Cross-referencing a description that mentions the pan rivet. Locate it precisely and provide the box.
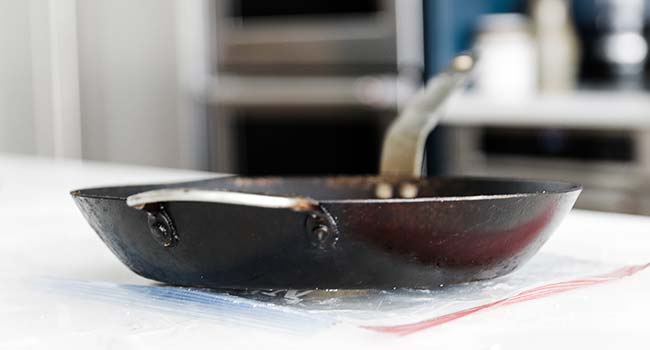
[398,182,419,198]
[313,225,329,242]
[375,183,393,199]
[310,224,334,250]
[145,204,178,248]
[305,213,338,250]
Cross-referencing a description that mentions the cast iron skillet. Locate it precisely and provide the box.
[71,55,581,289]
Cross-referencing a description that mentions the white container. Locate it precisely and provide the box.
[473,14,538,101]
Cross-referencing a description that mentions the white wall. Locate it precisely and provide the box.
[0,0,36,154]
[0,0,210,169]
[77,0,210,169]
[77,0,180,168]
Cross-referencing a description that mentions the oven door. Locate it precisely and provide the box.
[216,0,398,70]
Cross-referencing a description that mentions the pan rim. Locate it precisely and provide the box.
[318,190,582,204]
[71,175,582,203]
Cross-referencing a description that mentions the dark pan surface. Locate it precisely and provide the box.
[72,176,581,289]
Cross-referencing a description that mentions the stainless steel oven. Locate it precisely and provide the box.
[214,0,415,71]
[209,0,424,175]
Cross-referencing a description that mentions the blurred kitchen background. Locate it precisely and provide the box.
[1,0,650,215]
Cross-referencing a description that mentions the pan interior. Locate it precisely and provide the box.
[73,176,581,201]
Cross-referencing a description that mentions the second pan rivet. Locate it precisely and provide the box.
[305,213,338,250]
[398,182,419,198]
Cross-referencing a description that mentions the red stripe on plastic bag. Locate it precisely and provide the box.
[362,262,650,336]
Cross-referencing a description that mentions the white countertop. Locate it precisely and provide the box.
[1,153,649,349]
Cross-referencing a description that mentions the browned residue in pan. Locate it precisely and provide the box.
[232,177,284,187]
[291,198,319,212]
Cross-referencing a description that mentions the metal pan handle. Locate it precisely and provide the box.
[126,188,319,212]
[380,53,475,177]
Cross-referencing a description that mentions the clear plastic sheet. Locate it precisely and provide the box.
[34,252,645,336]
[225,253,619,326]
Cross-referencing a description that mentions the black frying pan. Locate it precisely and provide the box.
[71,55,581,289]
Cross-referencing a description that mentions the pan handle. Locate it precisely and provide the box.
[380,53,475,177]
[126,188,319,212]
[126,188,339,250]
